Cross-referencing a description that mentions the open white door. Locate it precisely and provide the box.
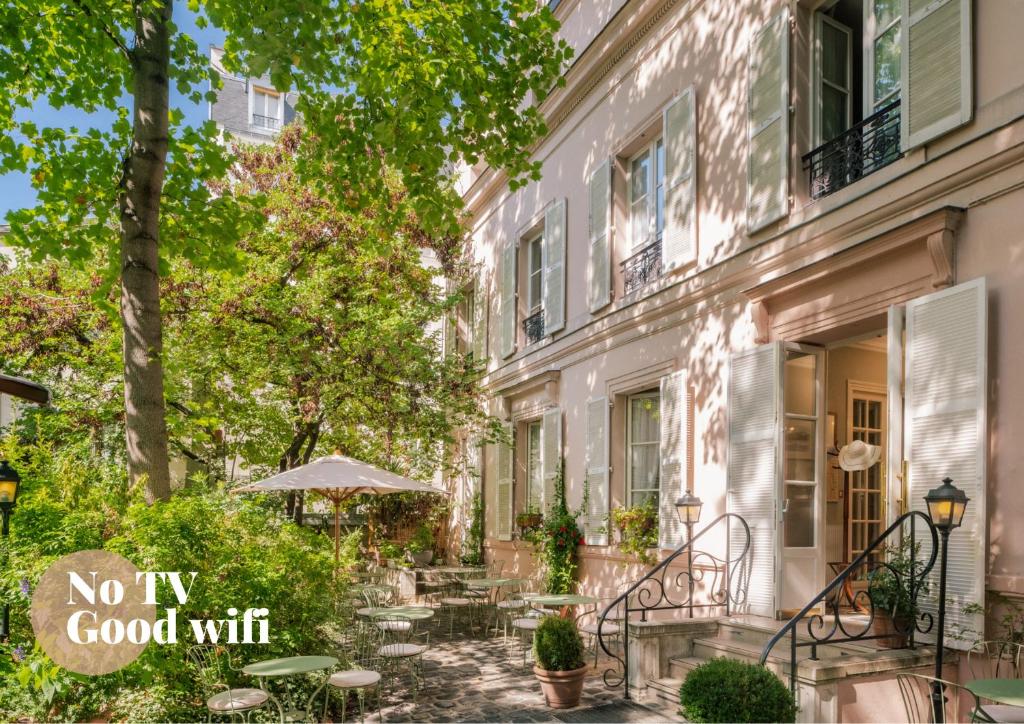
[728,343,782,618]
[905,278,987,648]
[779,344,826,613]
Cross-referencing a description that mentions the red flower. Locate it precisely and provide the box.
[559,526,566,532]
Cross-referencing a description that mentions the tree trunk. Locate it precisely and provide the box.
[118,0,173,503]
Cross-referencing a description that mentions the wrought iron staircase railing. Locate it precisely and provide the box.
[759,511,939,692]
[596,513,752,700]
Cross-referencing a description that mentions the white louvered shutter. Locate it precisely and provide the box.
[659,371,689,550]
[727,343,781,618]
[496,424,514,541]
[887,305,905,518]
[541,407,562,512]
[499,240,516,359]
[471,277,487,363]
[905,278,986,649]
[543,200,567,335]
[746,9,790,233]
[901,0,972,150]
[588,159,612,312]
[585,397,610,545]
[662,89,697,272]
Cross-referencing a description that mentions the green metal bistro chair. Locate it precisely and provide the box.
[324,620,384,723]
[579,595,622,667]
[187,645,280,722]
[376,613,429,700]
[968,641,1024,722]
[897,673,984,723]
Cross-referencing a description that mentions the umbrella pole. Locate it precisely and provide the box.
[334,498,341,571]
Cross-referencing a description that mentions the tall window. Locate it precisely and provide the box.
[626,391,660,507]
[867,0,901,113]
[455,287,474,355]
[252,87,282,130]
[527,234,543,313]
[628,139,665,250]
[526,420,542,510]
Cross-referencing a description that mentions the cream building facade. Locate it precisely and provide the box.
[452,0,1024,717]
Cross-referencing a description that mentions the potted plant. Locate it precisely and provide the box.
[867,538,925,649]
[609,500,658,564]
[533,616,588,709]
[404,524,434,567]
[516,506,544,533]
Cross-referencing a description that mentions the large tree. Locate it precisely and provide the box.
[0,0,570,502]
[0,129,492,506]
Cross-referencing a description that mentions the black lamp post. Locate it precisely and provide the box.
[675,491,703,618]
[924,476,969,724]
[0,460,21,642]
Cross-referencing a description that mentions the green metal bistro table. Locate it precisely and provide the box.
[356,605,435,620]
[967,678,1024,707]
[242,655,338,722]
[524,594,598,607]
[465,577,526,589]
[525,593,599,622]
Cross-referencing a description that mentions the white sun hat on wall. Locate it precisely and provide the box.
[837,440,882,472]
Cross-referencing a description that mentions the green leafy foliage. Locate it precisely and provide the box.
[609,500,658,565]
[0,433,351,722]
[533,616,585,672]
[867,537,927,623]
[539,464,585,595]
[461,492,485,566]
[679,658,797,723]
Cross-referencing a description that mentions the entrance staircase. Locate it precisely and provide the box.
[596,511,944,722]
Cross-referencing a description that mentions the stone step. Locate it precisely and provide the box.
[645,677,682,708]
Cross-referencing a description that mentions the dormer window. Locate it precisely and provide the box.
[251,86,282,132]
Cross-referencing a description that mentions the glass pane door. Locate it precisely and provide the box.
[847,389,886,561]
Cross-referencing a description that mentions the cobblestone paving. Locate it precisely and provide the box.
[343,632,681,723]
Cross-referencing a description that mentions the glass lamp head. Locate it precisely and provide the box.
[925,477,969,531]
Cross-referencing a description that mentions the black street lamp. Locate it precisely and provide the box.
[0,460,21,642]
[675,490,703,618]
[924,476,969,724]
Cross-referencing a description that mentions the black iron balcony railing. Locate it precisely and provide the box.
[252,113,282,130]
[522,309,545,345]
[621,239,662,296]
[804,100,901,200]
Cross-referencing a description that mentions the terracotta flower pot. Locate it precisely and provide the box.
[533,665,588,709]
[870,611,909,649]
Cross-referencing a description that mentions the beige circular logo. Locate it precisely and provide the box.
[30,550,154,675]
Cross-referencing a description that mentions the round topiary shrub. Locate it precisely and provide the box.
[533,616,586,671]
[679,657,797,723]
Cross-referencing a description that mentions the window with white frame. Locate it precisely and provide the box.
[526,420,543,510]
[252,87,282,130]
[626,391,661,507]
[867,0,900,113]
[628,139,666,251]
[526,233,543,313]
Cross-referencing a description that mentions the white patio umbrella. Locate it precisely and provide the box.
[233,454,446,566]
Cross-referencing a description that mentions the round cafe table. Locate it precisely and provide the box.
[242,655,338,722]
[525,593,598,620]
[525,594,598,607]
[967,678,1024,707]
[356,605,435,621]
[465,577,527,589]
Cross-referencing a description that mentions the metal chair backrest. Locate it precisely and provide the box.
[968,640,1024,680]
[896,673,981,723]
[375,613,415,644]
[341,619,385,671]
[488,559,505,577]
[187,645,232,699]
[361,586,390,609]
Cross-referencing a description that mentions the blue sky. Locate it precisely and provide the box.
[0,2,225,220]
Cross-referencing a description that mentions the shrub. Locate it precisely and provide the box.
[533,616,585,672]
[679,658,797,723]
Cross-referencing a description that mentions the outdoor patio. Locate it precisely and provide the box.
[338,630,681,723]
